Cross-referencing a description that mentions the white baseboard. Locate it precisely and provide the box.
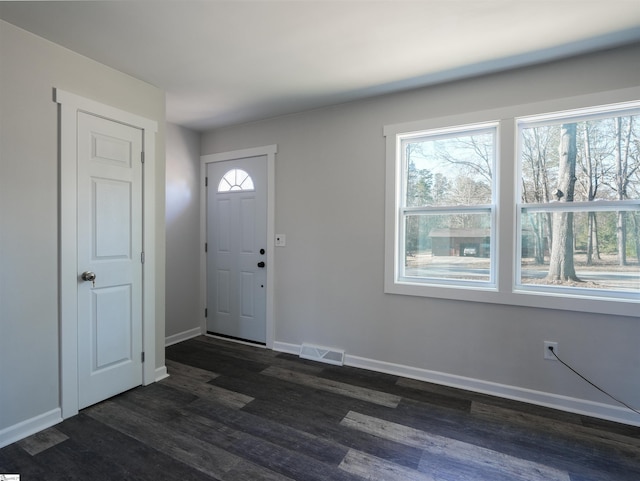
[165,327,202,347]
[0,408,62,449]
[1,364,171,449]
[272,341,300,355]
[273,341,640,427]
[155,365,169,382]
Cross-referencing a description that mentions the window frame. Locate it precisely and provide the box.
[396,122,499,289]
[514,102,640,300]
[384,87,640,317]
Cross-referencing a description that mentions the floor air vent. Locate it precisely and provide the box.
[299,344,345,366]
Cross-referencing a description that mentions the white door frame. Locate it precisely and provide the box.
[200,145,276,348]
[56,89,158,418]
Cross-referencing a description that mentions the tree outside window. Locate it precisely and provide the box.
[518,105,640,294]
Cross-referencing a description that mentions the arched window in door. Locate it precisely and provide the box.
[217,168,254,192]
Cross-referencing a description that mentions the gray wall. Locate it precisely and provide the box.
[202,44,640,420]
[166,123,201,340]
[0,21,166,434]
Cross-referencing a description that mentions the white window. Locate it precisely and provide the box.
[397,123,497,287]
[217,168,254,192]
[516,102,640,299]
[385,90,640,315]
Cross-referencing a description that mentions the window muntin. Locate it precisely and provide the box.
[516,104,640,298]
[217,169,254,192]
[397,123,497,288]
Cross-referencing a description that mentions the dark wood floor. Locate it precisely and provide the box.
[2,336,640,480]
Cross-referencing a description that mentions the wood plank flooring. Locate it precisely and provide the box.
[2,336,639,480]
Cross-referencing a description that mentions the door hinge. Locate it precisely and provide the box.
[141,351,145,363]
[141,252,145,263]
[141,151,145,163]
[205,308,208,318]
[205,177,208,187]
[205,242,208,252]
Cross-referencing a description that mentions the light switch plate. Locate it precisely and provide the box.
[275,234,286,247]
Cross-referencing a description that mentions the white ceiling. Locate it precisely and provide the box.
[1,1,639,131]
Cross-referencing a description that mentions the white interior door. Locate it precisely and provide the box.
[77,112,143,409]
[207,156,267,343]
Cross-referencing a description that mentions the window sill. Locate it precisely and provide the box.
[385,279,639,318]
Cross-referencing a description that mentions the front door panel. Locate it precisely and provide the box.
[207,156,267,343]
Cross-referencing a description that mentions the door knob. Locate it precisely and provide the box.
[81,271,96,282]
[257,261,265,268]
[81,271,96,287]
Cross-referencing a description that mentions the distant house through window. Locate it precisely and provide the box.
[429,228,490,257]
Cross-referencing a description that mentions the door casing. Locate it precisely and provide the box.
[200,145,276,348]
[56,89,158,418]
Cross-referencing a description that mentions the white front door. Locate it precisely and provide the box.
[206,156,267,344]
[77,112,144,409]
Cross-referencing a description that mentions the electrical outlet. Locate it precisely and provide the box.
[544,341,558,360]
